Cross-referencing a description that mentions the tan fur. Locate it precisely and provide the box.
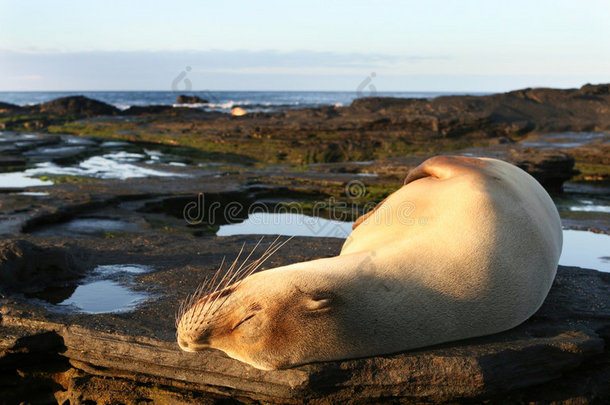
[177,156,563,370]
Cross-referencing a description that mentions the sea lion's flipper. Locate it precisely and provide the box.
[353,156,486,230]
[404,155,486,185]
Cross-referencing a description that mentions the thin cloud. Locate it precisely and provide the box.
[0,49,449,90]
[0,49,605,92]
[0,48,447,69]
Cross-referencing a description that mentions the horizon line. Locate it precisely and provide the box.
[0,85,594,93]
[0,89,492,93]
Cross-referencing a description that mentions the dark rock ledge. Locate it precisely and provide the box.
[177,94,208,104]
[1,235,609,404]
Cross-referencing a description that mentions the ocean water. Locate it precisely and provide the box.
[0,90,485,113]
[217,213,610,273]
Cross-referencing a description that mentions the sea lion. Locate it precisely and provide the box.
[176,156,562,370]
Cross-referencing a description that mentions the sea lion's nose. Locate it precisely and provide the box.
[178,337,191,351]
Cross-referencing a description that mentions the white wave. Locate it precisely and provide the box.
[171,103,209,109]
[197,101,235,110]
[175,100,304,110]
[113,103,131,111]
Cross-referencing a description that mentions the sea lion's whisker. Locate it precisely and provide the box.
[202,256,226,299]
[185,274,213,324]
[176,257,226,328]
[237,236,291,283]
[221,236,279,289]
[210,236,292,316]
[202,254,230,301]
[178,236,292,329]
[187,282,208,325]
[214,237,266,296]
[216,239,261,293]
[202,243,246,319]
[196,253,237,321]
[199,237,279,319]
[215,244,245,291]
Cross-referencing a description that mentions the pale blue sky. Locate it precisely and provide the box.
[1,0,609,91]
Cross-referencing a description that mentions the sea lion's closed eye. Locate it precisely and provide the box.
[232,313,257,331]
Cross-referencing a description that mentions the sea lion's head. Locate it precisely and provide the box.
[176,262,340,370]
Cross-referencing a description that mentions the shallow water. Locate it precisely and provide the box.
[101,141,130,147]
[0,152,184,188]
[1,131,190,183]
[16,191,50,196]
[95,264,154,275]
[217,212,354,239]
[55,264,155,314]
[24,145,87,156]
[520,132,609,149]
[567,202,610,214]
[32,218,142,237]
[0,171,53,188]
[26,155,183,180]
[58,280,150,314]
[560,230,610,272]
[217,213,610,273]
[553,185,610,214]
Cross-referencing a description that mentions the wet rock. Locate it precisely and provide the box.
[176,95,208,104]
[0,101,21,113]
[0,240,82,295]
[580,83,610,96]
[34,96,119,117]
[121,105,174,115]
[0,232,608,404]
[0,326,68,404]
[2,85,610,168]
[488,136,514,145]
[350,96,421,112]
[349,84,610,137]
[0,156,26,169]
[507,149,579,191]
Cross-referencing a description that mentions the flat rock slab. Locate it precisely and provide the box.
[1,234,610,404]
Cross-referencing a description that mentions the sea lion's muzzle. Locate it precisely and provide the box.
[177,337,193,351]
[178,327,213,352]
[178,335,212,352]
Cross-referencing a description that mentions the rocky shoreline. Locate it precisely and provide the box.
[1,234,609,404]
[0,84,608,166]
[1,85,609,184]
[1,85,609,403]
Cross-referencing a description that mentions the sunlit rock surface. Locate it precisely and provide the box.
[1,235,609,404]
[1,86,609,403]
